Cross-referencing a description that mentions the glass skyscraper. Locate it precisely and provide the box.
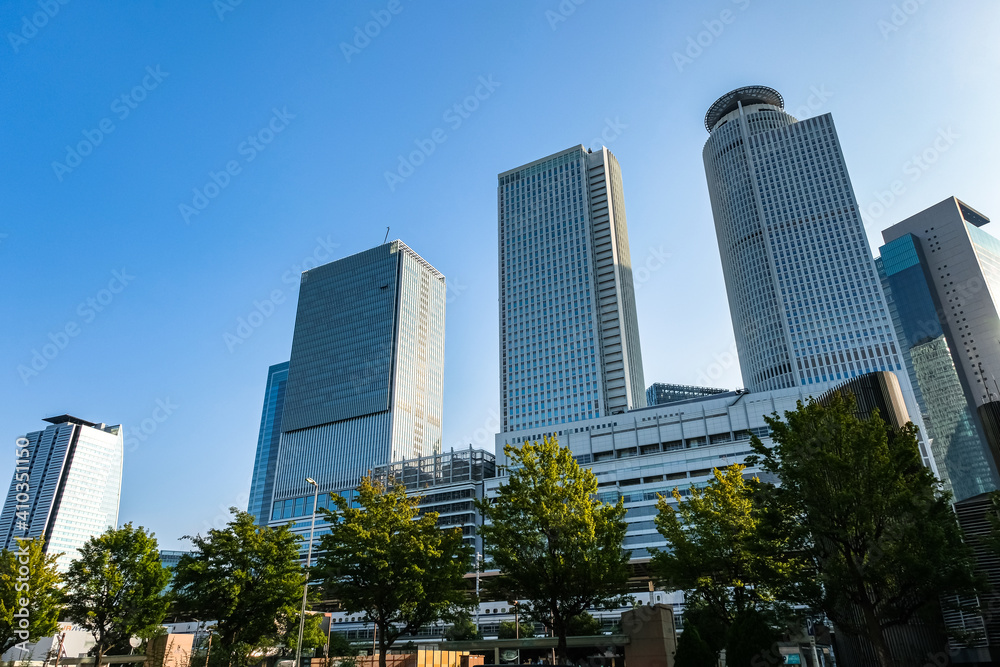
[703,86,909,393]
[879,198,1000,499]
[498,145,645,435]
[645,383,729,407]
[264,240,446,528]
[0,415,123,571]
[248,361,288,525]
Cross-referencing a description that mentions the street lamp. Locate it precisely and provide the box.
[295,478,320,667]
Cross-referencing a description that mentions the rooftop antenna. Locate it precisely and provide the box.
[383,227,390,244]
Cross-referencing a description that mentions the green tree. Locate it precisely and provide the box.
[0,538,62,655]
[724,609,781,667]
[285,612,325,651]
[172,508,304,667]
[443,611,480,641]
[749,393,982,667]
[63,524,171,666]
[566,612,602,636]
[315,477,473,667]
[672,625,715,667]
[497,620,534,639]
[651,464,797,632]
[476,436,630,663]
[326,632,357,658]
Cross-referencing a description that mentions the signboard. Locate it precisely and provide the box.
[785,654,801,664]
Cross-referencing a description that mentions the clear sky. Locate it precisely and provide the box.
[3,0,999,549]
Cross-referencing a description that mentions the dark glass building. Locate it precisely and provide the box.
[645,383,729,407]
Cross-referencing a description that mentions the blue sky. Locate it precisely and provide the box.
[2,0,998,549]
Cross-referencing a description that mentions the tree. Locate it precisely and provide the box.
[749,393,983,667]
[326,632,357,658]
[63,524,171,666]
[497,620,534,639]
[567,612,602,636]
[651,464,797,632]
[172,508,304,667]
[672,625,716,667]
[0,538,62,655]
[315,477,473,667]
[285,612,325,651]
[724,609,781,667]
[476,436,630,663]
[443,611,480,641]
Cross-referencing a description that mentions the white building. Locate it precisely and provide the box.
[0,415,123,572]
[498,145,646,436]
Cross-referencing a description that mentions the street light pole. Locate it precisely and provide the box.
[295,478,320,667]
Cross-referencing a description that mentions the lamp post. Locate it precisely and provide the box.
[295,478,320,667]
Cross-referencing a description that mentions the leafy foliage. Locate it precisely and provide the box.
[652,464,797,631]
[476,436,630,663]
[0,538,62,654]
[316,477,473,667]
[724,609,781,667]
[749,393,983,667]
[497,620,534,639]
[443,611,480,641]
[172,508,304,667]
[285,612,325,651]
[63,524,171,661]
[672,625,716,667]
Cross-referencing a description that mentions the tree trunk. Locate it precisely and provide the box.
[555,632,569,665]
[377,627,387,667]
[859,597,894,667]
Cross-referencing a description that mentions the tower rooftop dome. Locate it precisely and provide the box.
[705,85,784,133]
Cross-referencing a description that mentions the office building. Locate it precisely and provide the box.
[645,383,729,407]
[877,203,1000,500]
[0,415,123,571]
[703,86,908,393]
[498,145,646,436]
[265,240,446,530]
[248,361,289,525]
[372,446,496,554]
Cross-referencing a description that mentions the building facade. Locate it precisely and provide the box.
[703,86,907,394]
[0,415,123,571]
[265,240,446,532]
[498,145,646,436]
[248,361,289,525]
[372,446,496,554]
[645,383,729,407]
[877,216,1000,501]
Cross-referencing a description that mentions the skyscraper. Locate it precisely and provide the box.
[248,361,288,525]
[264,240,445,528]
[498,145,645,435]
[0,415,123,571]
[703,86,909,394]
[879,197,1000,499]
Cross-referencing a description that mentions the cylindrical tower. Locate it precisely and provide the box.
[703,86,799,391]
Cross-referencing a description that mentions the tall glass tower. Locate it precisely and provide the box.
[265,240,445,528]
[879,198,1000,499]
[0,415,123,571]
[703,86,909,393]
[248,361,288,525]
[498,145,645,435]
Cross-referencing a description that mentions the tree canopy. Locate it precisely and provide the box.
[63,524,171,663]
[172,508,304,667]
[476,436,630,663]
[0,538,62,655]
[316,476,473,667]
[749,393,982,667]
